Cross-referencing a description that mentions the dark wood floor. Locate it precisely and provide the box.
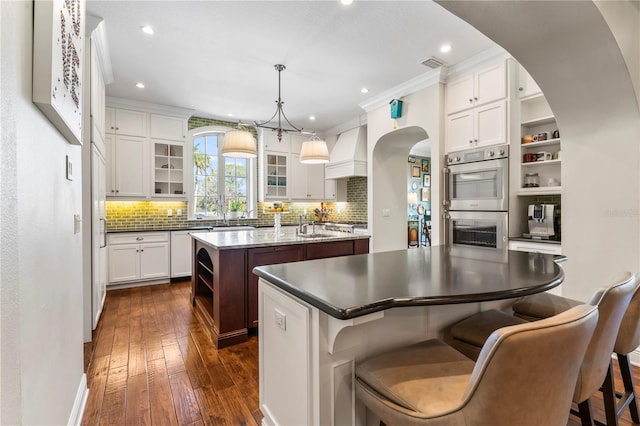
[83,280,640,426]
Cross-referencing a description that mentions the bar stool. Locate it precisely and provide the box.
[355,305,598,426]
[512,276,640,425]
[447,272,637,426]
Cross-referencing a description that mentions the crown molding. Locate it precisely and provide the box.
[445,45,510,80]
[106,97,196,118]
[86,16,114,85]
[359,67,447,113]
[324,114,368,138]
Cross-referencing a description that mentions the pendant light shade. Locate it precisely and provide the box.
[299,135,329,164]
[221,129,257,158]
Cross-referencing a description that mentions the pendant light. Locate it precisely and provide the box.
[221,124,257,158]
[300,135,329,164]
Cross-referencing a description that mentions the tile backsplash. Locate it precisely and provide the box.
[106,177,368,231]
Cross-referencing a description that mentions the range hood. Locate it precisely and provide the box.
[325,126,367,179]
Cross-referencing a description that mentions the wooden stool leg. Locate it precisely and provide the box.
[602,362,620,426]
[618,354,640,423]
[578,399,595,426]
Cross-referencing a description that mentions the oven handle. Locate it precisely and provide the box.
[442,167,450,208]
[442,212,450,245]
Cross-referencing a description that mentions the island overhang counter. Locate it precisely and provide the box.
[252,245,565,426]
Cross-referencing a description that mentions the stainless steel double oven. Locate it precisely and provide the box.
[444,144,509,249]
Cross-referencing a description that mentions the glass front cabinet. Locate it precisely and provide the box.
[152,141,185,196]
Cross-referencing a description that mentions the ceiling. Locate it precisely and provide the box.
[87,1,497,134]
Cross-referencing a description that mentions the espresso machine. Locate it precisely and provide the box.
[523,204,560,240]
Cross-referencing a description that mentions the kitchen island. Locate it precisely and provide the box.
[253,245,564,426]
[190,226,370,348]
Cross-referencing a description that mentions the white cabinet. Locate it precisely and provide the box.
[152,141,185,197]
[263,152,289,200]
[446,100,507,152]
[150,114,186,141]
[517,64,542,99]
[446,61,506,114]
[108,232,170,284]
[324,179,347,202]
[106,107,147,137]
[290,154,325,200]
[170,231,192,278]
[105,134,148,197]
[262,130,290,153]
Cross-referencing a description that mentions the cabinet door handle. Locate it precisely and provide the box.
[100,219,107,248]
[136,237,143,241]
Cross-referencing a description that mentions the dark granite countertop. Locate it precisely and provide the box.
[253,245,564,320]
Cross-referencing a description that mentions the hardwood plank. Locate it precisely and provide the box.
[128,342,147,377]
[193,386,232,426]
[81,355,110,426]
[99,365,128,426]
[125,373,151,426]
[163,342,185,376]
[216,386,259,426]
[147,358,179,426]
[168,370,202,425]
[110,325,130,369]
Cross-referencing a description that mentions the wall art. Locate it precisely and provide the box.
[33,0,85,145]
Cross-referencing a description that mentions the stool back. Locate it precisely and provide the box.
[614,276,640,355]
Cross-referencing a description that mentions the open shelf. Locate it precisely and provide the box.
[521,115,556,127]
[522,159,561,167]
[520,138,561,149]
[517,186,562,196]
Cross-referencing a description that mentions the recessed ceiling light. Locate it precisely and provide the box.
[135,82,145,89]
[341,0,353,5]
[309,116,316,121]
[361,87,369,94]
[141,26,155,35]
[440,44,452,53]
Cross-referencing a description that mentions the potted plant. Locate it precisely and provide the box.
[228,200,242,219]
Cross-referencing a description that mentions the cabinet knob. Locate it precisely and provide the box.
[116,189,119,193]
[474,139,478,143]
[469,140,473,144]
[474,97,478,101]
[468,99,473,103]
[518,87,524,92]
[116,127,119,130]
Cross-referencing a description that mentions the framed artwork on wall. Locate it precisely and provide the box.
[423,174,431,187]
[408,156,416,163]
[411,166,421,178]
[33,0,85,145]
[422,159,429,173]
[421,188,431,202]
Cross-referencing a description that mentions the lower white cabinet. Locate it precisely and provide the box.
[108,232,170,284]
[508,240,562,255]
[170,230,192,278]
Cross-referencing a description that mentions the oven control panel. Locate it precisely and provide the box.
[446,144,509,165]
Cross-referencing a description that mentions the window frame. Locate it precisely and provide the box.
[186,126,257,220]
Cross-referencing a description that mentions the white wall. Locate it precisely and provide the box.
[1,1,86,424]
[437,1,640,302]
[366,83,444,253]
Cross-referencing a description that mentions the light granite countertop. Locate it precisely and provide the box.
[190,225,369,249]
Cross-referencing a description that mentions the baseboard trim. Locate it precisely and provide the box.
[67,374,89,426]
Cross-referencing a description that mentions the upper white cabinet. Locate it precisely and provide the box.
[446,61,506,114]
[105,106,188,198]
[105,134,148,197]
[263,152,289,200]
[106,107,147,137]
[446,100,507,152]
[150,114,187,141]
[517,64,542,99]
[263,131,290,153]
[290,154,325,200]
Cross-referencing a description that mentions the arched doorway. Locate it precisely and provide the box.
[370,126,429,253]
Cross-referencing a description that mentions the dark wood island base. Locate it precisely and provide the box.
[191,230,369,348]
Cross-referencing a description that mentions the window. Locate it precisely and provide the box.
[188,127,256,219]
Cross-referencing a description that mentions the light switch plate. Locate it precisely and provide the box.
[167,209,173,217]
[66,155,73,181]
[274,308,286,331]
